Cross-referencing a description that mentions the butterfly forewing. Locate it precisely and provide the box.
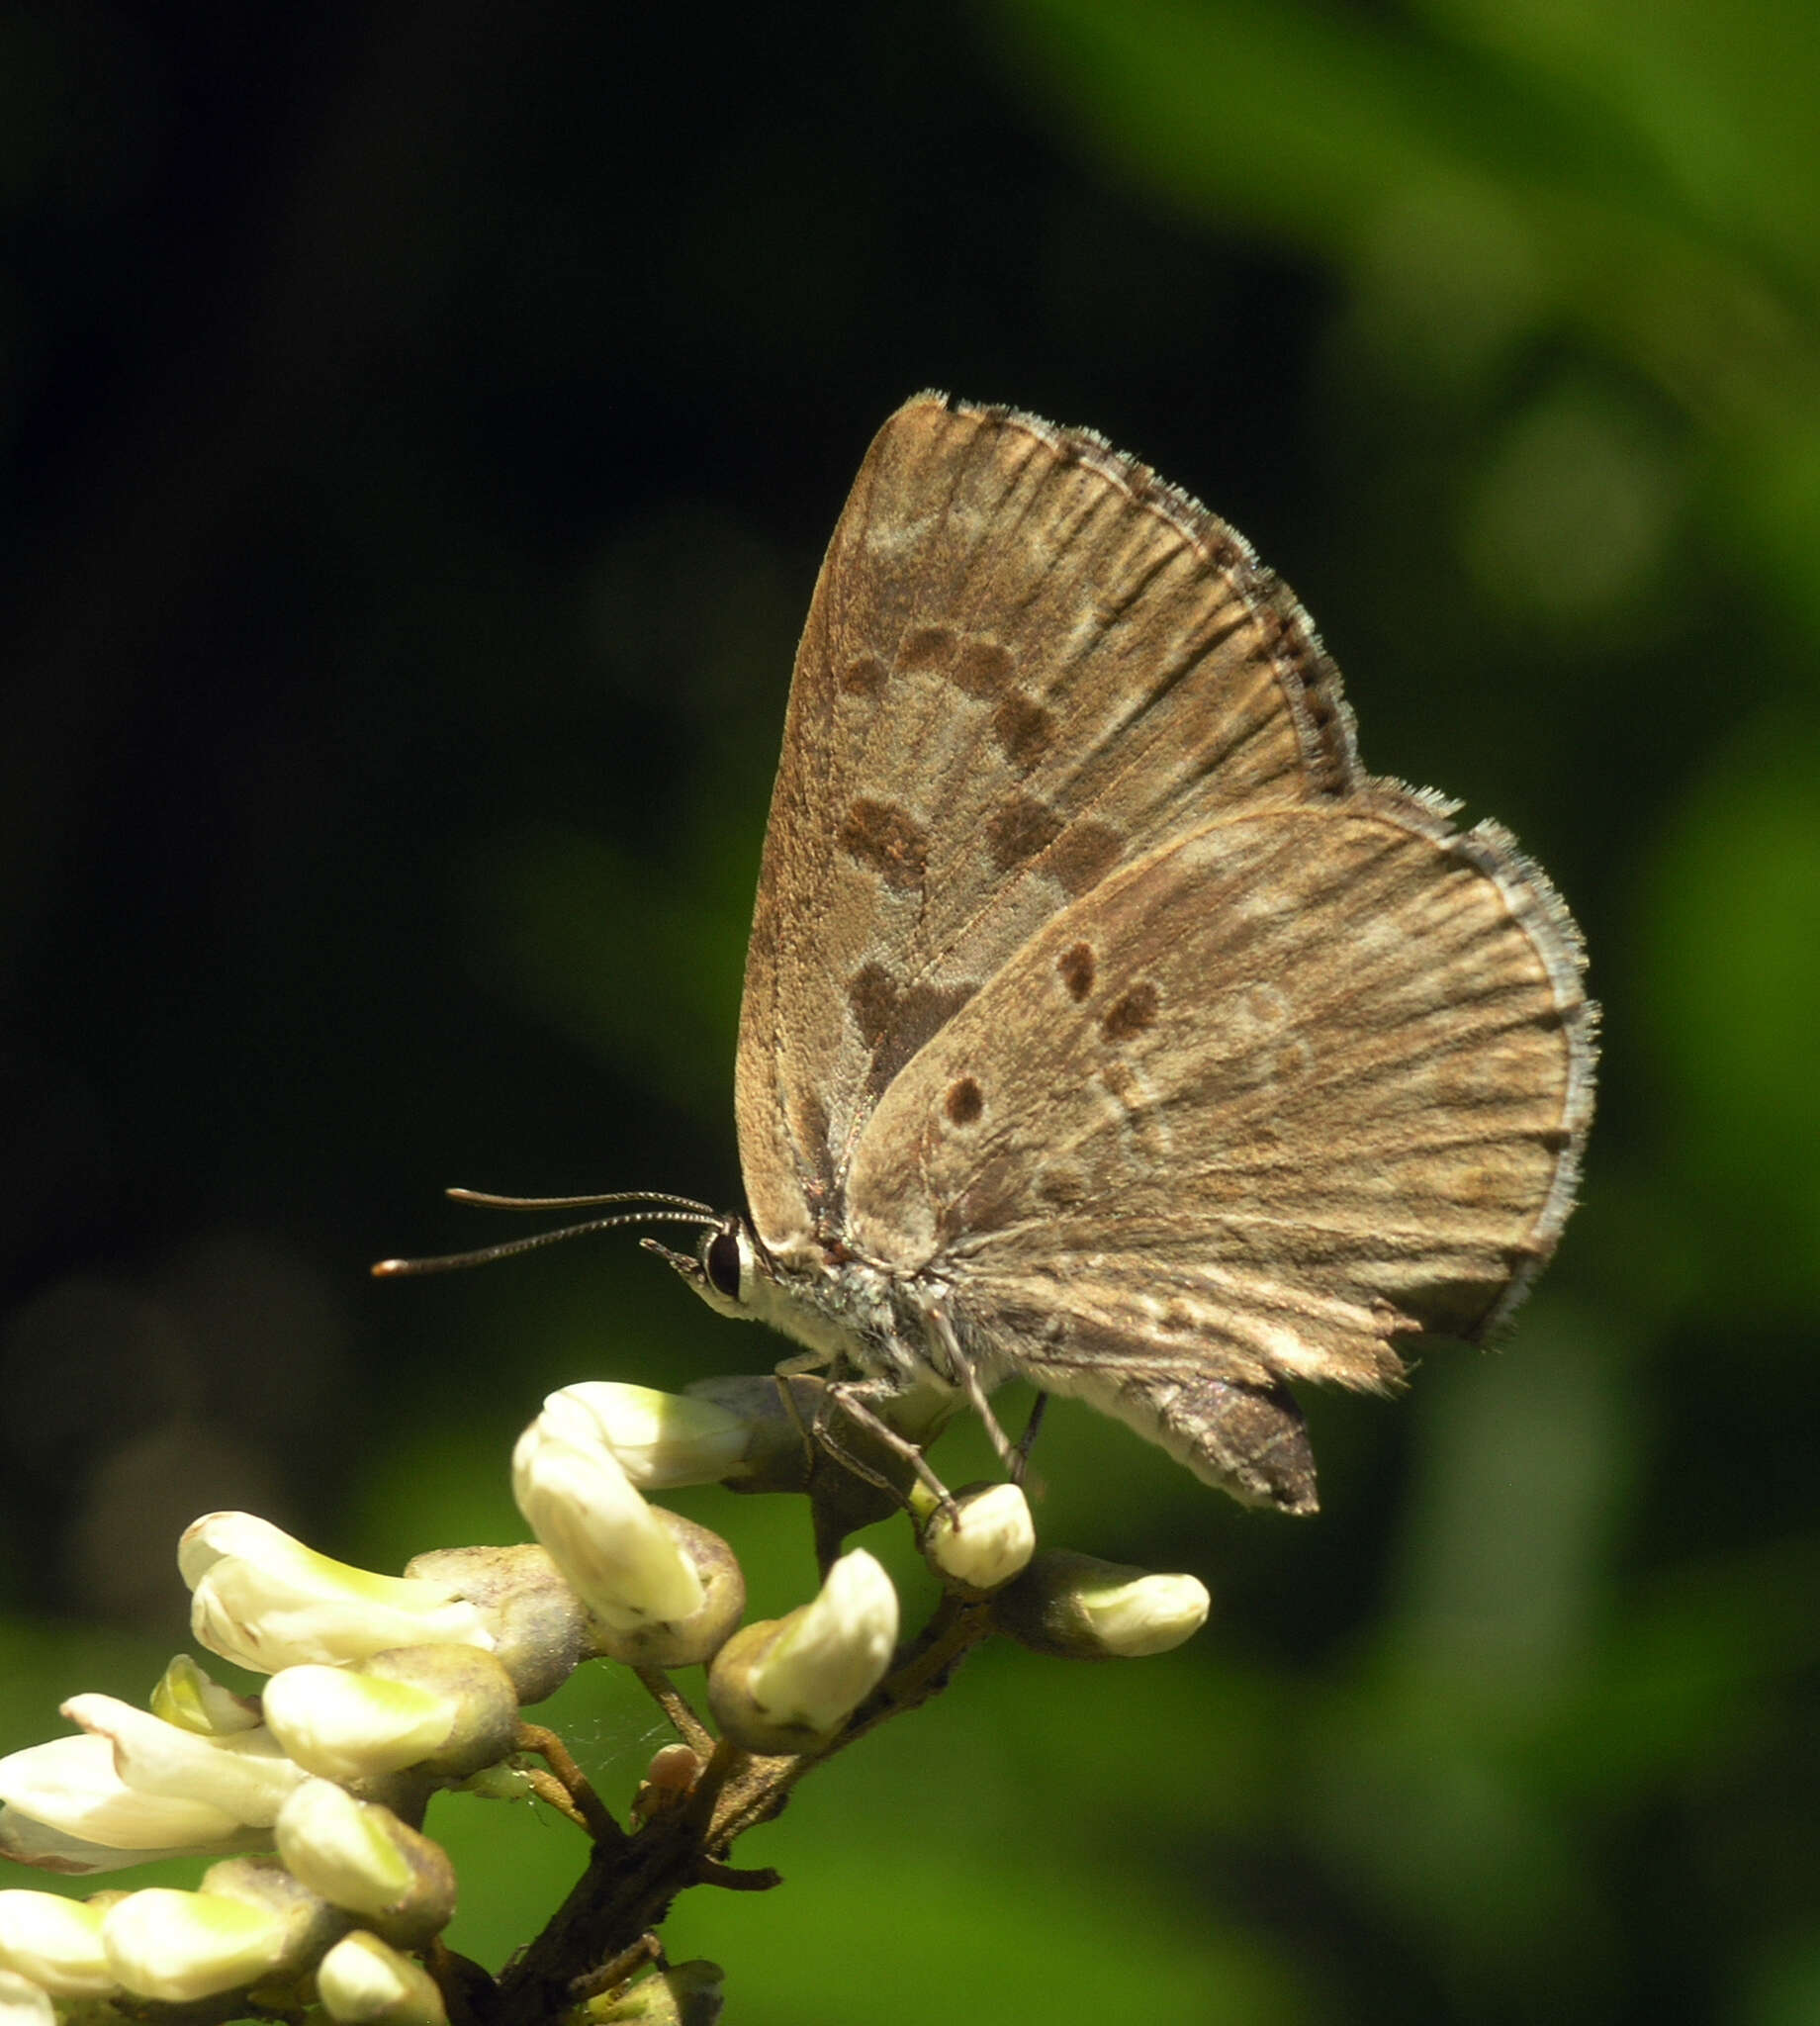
[736,395,1363,1255]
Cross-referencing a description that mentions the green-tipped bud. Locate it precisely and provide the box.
[707,1549,897,1753]
[149,1655,262,1736]
[918,1483,1036,1594]
[586,1511,746,1670]
[581,1959,724,2024]
[101,1884,302,2002]
[403,1544,592,1706]
[201,1854,345,1967]
[0,1892,114,1998]
[512,1403,705,1629]
[180,1514,493,1674]
[262,1668,457,1785]
[275,1780,456,1947]
[358,1646,520,1781]
[263,1646,517,1786]
[317,1931,450,2024]
[991,1552,1211,1658]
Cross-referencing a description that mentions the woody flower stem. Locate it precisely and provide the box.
[488,1605,999,2026]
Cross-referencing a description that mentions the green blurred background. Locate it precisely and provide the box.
[4,2,1818,2020]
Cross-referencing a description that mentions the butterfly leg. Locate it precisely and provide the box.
[1013,1391,1048,1486]
[928,1301,1023,1480]
[770,1352,956,1508]
[772,1350,831,1477]
[815,1377,954,1508]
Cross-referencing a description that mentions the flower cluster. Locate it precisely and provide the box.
[0,1376,1210,2023]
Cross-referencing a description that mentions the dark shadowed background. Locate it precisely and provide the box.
[4,3,1819,2021]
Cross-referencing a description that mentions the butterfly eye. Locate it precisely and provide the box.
[703,1224,745,1302]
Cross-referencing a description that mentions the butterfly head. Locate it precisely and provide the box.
[642,1212,769,1321]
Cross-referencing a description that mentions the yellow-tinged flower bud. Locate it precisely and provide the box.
[149,1655,261,1736]
[545,1382,752,1489]
[263,1642,519,1787]
[101,1887,297,2002]
[707,1548,897,1753]
[317,1931,449,2024]
[512,1407,704,1629]
[180,1514,493,1674]
[261,1669,455,1784]
[0,1891,114,1998]
[586,1510,745,1670]
[991,1551,1210,1658]
[275,1781,456,1947]
[919,1482,1036,1593]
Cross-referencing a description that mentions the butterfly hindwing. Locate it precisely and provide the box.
[841,793,1592,1500]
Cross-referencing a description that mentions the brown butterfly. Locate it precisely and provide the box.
[383,394,1593,1515]
[641,393,1598,1515]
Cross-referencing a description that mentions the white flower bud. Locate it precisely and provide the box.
[101,1887,294,2002]
[1073,1570,1210,1655]
[586,1510,745,1671]
[149,1655,262,1736]
[546,1382,752,1489]
[512,1407,704,1630]
[920,1483,1036,1592]
[275,1781,456,1946]
[180,1513,494,1673]
[0,1734,247,1859]
[992,1551,1211,1658]
[0,1891,114,1997]
[61,1695,306,1827]
[707,1549,897,1753]
[260,1667,458,1785]
[0,1806,261,1876]
[0,1970,53,2026]
[317,1931,449,2024]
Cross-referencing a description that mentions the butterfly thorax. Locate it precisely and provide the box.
[657,1210,989,1397]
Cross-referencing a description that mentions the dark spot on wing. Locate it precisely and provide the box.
[991,693,1053,770]
[840,653,886,696]
[945,1076,984,1127]
[840,798,928,889]
[1102,983,1160,1042]
[848,962,900,1045]
[898,625,956,675]
[1057,942,1096,1002]
[869,981,978,1096]
[849,964,978,1097]
[952,638,1014,698]
[986,793,1064,870]
[1047,821,1123,896]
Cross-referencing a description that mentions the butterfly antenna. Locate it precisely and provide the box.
[372,1192,721,1278]
[444,1187,717,1215]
